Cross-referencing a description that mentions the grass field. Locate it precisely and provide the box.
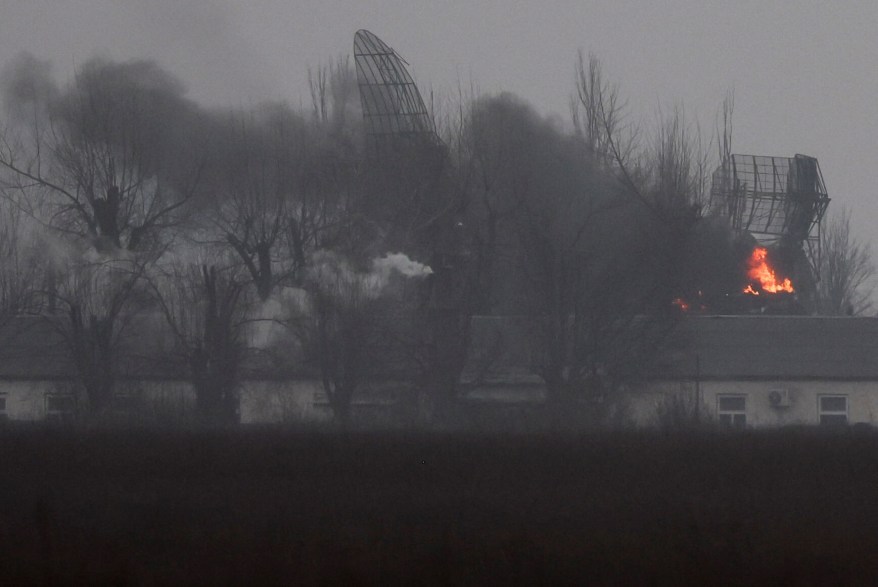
[3,426,878,585]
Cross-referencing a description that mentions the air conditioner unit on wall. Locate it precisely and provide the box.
[769,388,792,408]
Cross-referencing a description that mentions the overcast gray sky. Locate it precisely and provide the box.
[2,0,877,246]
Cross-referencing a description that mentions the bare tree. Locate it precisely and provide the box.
[153,259,250,423]
[0,56,206,418]
[571,51,642,185]
[459,93,674,410]
[572,50,634,171]
[715,92,734,180]
[206,104,311,301]
[292,63,367,267]
[455,57,718,412]
[817,208,875,316]
[0,56,203,255]
[204,80,364,307]
[0,198,41,322]
[308,56,360,133]
[572,53,723,305]
[572,53,710,222]
[48,253,150,415]
[453,91,522,315]
[301,251,404,427]
[639,105,711,304]
[309,63,472,421]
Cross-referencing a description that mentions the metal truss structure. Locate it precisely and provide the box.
[710,154,830,270]
[353,29,437,155]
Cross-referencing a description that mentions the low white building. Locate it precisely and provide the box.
[0,316,408,424]
[632,315,878,428]
[2,314,877,428]
[464,315,878,428]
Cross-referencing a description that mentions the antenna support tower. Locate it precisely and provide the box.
[710,154,830,271]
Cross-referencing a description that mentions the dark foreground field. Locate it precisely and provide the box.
[3,427,878,585]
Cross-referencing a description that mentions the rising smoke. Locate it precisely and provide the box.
[249,252,432,349]
[309,250,432,301]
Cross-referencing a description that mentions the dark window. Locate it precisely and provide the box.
[819,396,848,426]
[820,414,848,426]
[719,396,746,412]
[718,413,746,427]
[820,396,847,412]
[718,395,746,428]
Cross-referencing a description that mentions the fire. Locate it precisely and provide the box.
[743,247,794,295]
[672,291,705,312]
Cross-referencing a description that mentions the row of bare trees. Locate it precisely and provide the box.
[0,53,445,424]
[445,54,721,411]
[0,51,871,425]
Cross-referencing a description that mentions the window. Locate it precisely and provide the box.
[45,394,75,423]
[718,395,746,428]
[819,395,848,426]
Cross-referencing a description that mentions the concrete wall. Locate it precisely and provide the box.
[0,378,400,424]
[239,380,330,424]
[0,380,194,421]
[1,381,58,420]
[5,377,878,428]
[114,380,195,421]
[629,380,878,428]
[239,380,419,424]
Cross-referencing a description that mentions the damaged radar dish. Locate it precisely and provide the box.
[354,30,437,155]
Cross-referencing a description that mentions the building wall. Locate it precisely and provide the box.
[114,380,195,421]
[0,380,194,421]
[1,381,58,420]
[630,380,878,428]
[4,376,877,428]
[239,380,415,425]
[0,378,397,424]
[239,380,330,424]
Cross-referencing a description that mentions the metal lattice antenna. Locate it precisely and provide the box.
[709,153,830,273]
[354,30,437,155]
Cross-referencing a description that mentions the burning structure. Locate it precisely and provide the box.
[711,154,829,265]
[710,154,830,313]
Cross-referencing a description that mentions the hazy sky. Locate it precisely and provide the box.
[2,0,877,244]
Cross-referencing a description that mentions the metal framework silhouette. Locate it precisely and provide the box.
[710,153,830,270]
[353,30,436,155]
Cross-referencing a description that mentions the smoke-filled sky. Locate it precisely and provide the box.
[2,0,877,245]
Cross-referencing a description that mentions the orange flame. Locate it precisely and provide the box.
[743,247,794,294]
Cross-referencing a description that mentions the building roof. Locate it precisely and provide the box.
[0,315,192,380]
[0,314,310,381]
[659,315,878,380]
[466,315,878,383]
[3,314,877,382]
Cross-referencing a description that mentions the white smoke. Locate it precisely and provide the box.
[248,252,432,348]
[308,249,367,297]
[309,250,433,301]
[250,287,310,348]
[372,253,434,279]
